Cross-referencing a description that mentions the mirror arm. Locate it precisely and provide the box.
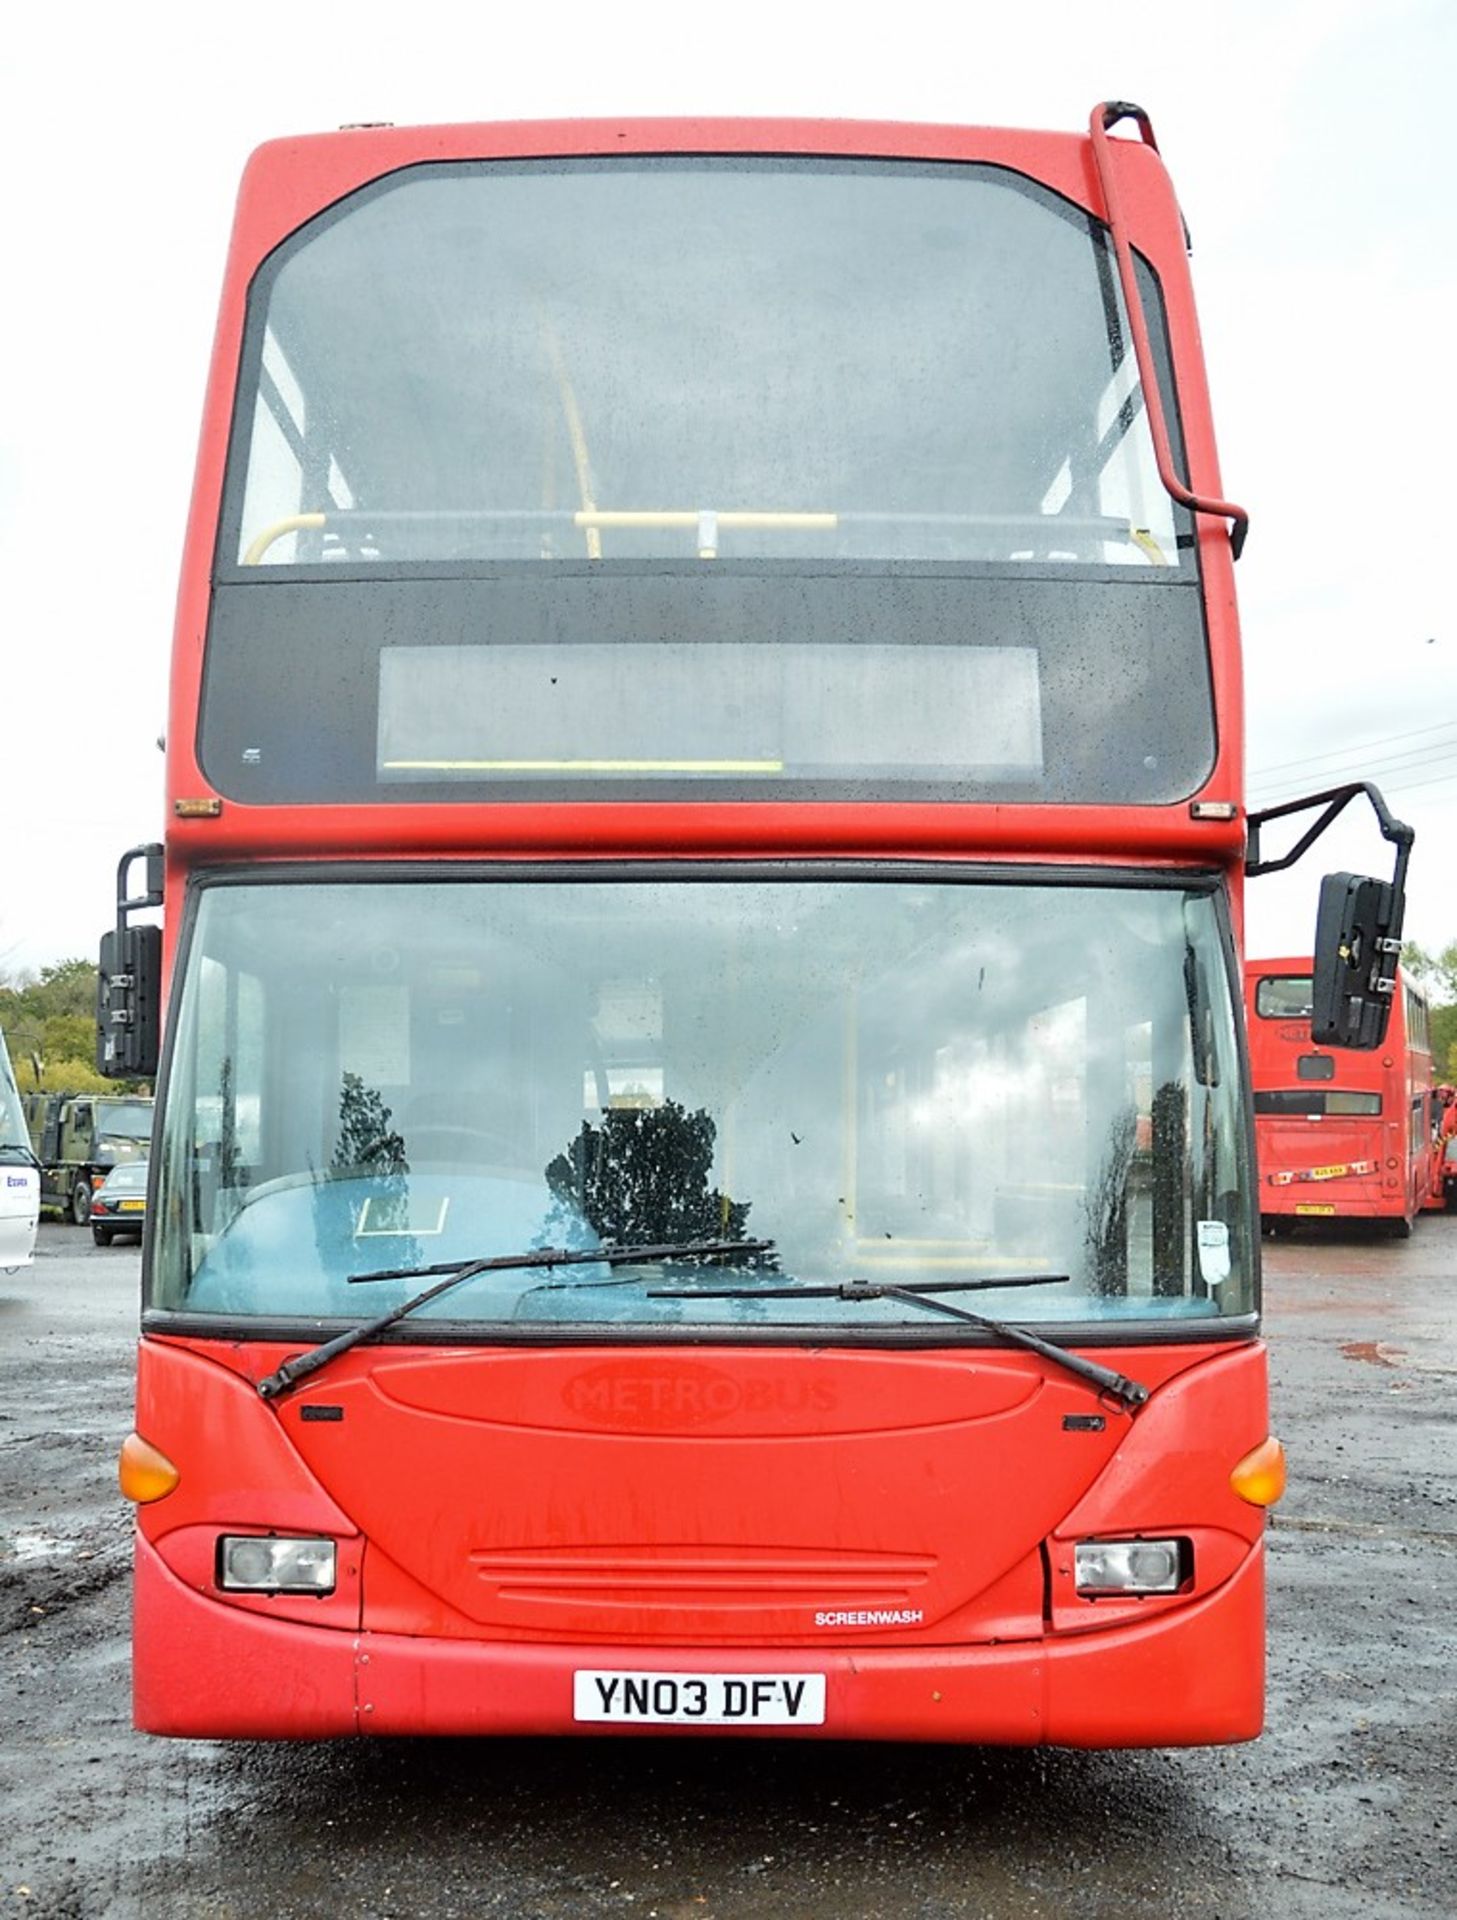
[114,843,165,938]
[1246,780,1413,890]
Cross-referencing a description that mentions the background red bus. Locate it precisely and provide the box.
[1246,958,1440,1236]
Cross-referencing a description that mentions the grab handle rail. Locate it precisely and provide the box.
[1089,100,1250,559]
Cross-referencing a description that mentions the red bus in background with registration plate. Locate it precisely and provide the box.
[1247,960,1441,1237]
[100,104,1414,1750]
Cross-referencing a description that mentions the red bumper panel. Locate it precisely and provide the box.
[134,1532,1262,1746]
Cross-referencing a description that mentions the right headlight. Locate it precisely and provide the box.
[1074,1537,1187,1594]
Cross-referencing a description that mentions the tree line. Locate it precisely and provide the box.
[0,957,150,1095]
[1402,940,1457,1079]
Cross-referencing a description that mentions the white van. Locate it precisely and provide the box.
[0,1031,40,1270]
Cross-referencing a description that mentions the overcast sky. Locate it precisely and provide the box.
[2,0,1452,976]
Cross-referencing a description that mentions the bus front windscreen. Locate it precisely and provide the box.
[153,874,1255,1330]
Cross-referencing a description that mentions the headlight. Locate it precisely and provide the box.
[1074,1537,1187,1594]
[217,1535,337,1593]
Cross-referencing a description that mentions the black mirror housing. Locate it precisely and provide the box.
[1311,872,1399,1050]
[96,843,165,1079]
[97,925,163,1078]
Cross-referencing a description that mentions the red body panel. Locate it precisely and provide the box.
[159,112,1246,989]
[1245,957,1439,1226]
[134,111,1269,1747]
[133,1337,1266,1743]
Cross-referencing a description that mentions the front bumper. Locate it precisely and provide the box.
[133,1531,1264,1747]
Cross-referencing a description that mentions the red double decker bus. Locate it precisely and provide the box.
[102,105,1408,1746]
[1247,959,1440,1236]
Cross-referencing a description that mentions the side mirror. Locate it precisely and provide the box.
[96,843,165,1080]
[97,925,162,1078]
[1311,872,1399,1050]
[1247,783,1411,1053]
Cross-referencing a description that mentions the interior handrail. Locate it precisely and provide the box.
[241,506,1154,566]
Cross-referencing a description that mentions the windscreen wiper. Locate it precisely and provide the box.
[256,1238,773,1401]
[650,1274,1149,1412]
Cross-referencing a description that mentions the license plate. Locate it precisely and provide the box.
[1310,1165,1349,1180]
[1295,1203,1336,1216]
[119,1199,146,1212]
[574,1670,826,1726]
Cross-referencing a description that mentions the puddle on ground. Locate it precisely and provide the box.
[1339,1340,1406,1369]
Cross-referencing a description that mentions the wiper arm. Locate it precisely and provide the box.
[649,1274,1149,1412]
[256,1238,773,1402]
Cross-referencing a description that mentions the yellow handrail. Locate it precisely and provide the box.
[538,312,602,559]
[381,758,785,774]
[1129,525,1169,567]
[242,508,838,566]
[242,513,327,566]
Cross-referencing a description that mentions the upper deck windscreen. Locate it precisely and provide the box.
[205,156,1213,806]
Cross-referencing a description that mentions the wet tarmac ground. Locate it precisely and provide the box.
[1,1220,1454,1918]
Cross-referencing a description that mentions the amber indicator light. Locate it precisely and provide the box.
[1230,1435,1286,1507]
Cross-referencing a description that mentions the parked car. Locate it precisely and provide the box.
[90,1162,149,1245]
[24,1091,154,1224]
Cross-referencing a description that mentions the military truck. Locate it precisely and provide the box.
[22,1092,154,1224]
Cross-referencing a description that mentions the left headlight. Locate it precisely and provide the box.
[217,1535,337,1593]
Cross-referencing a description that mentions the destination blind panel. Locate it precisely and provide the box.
[377,642,1043,783]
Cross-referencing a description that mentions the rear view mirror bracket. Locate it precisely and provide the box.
[1246,783,1413,1052]
[1245,780,1413,890]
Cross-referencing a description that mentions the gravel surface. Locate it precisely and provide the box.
[2,1219,1454,1918]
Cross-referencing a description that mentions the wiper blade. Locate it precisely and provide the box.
[650,1274,1148,1412]
[651,1273,1066,1300]
[256,1238,773,1401]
